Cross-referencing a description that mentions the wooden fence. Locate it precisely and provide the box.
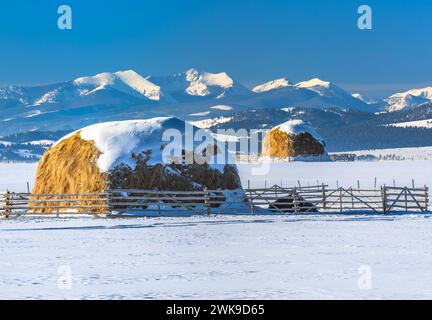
[0,184,429,218]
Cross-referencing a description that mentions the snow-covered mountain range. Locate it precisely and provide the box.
[0,68,430,135]
[386,87,432,111]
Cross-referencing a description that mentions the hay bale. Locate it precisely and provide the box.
[32,117,243,214]
[32,132,107,213]
[262,120,325,159]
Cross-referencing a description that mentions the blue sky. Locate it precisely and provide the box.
[0,0,431,97]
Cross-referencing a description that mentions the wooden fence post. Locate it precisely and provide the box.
[322,183,327,210]
[56,193,60,217]
[204,187,210,215]
[249,188,255,215]
[425,185,429,212]
[157,191,161,216]
[5,190,10,219]
[293,187,299,214]
[381,185,387,214]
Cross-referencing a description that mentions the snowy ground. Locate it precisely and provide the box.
[332,146,432,161]
[1,161,432,299]
[0,162,38,192]
[3,214,432,299]
[237,160,432,190]
[2,160,431,192]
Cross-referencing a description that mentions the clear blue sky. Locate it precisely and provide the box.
[0,0,431,97]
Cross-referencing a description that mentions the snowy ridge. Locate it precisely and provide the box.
[74,70,162,101]
[1,68,431,136]
[386,87,432,111]
[185,68,234,97]
[295,78,331,95]
[252,78,291,93]
[148,68,251,101]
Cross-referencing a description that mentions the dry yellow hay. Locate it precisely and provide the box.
[262,128,324,159]
[31,132,107,213]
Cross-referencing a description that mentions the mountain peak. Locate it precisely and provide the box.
[182,69,235,97]
[73,70,162,101]
[295,78,331,89]
[252,78,292,93]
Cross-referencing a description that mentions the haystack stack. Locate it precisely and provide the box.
[32,117,243,213]
[262,119,326,159]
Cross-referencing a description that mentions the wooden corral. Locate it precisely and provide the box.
[1,184,429,218]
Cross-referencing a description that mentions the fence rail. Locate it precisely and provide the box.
[0,184,429,218]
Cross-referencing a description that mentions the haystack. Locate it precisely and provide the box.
[32,117,243,213]
[262,120,326,159]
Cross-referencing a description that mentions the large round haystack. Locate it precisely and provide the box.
[262,120,326,159]
[32,117,243,213]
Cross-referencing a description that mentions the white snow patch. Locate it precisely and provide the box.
[28,140,55,146]
[352,93,377,105]
[388,119,432,129]
[190,116,233,129]
[281,107,295,113]
[210,105,233,111]
[33,91,59,105]
[24,110,43,118]
[0,140,12,146]
[188,111,211,116]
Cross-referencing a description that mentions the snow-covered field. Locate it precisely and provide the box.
[332,146,432,161]
[1,161,432,299]
[3,215,432,299]
[389,118,432,129]
[0,162,38,192]
[237,160,432,190]
[2,160,432,192]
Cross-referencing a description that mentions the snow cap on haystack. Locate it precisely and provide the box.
[262,119,326,159]
[32,117,242,212]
